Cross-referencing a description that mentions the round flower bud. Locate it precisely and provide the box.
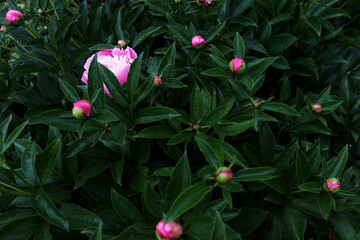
[156,220,183,240]
[6,10,23,24]
[72,100,92,120]
[253,100,261,108]
[117,40,127,49]
[323,178,341,193]
[311,103,322,113]
[214,167,233,184]
[229,58,246,75]
[0,26,6,32]
[175,0,182,3]
[38,8,45,15]
[154,76,162,87]
[191,35,206,48]
[204,0,215,6]
[192,123,200,131]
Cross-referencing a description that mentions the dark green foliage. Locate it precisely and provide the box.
[1,0,360,239]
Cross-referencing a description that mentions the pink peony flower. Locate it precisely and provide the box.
[81,47,137,97]
[6,9,23,24]
[229,58,246,74]
[156,220,183,240]
[191,35,206,48]
[0,26,6,32]
[154,76,162,87]
[311,103,322,113]
[214,167,233,184]
[323,178,341,193]
[72,100,92,120]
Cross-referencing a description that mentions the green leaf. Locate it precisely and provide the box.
[36,139,61,184]
[305,17,321,36]
[31,190,69,231]
[88,54,105,110]
[222,188,233,208]
[0,115,12,145]
[144,182,166,218]
[268,34,297,53]
[234,167,276,181]
[316,86,331,104]
[247,57,278,78]
[231,0,255,17]
[297,182,321,193]
[134,75,154,107]
[328,145,348,178]
[75,160,111,189]
[0,218,40,240]
[228,79,253,100]
[165,183,212,222]
[222,120,254,136]
[21,142,39,185]
[98,64,128,107]
[89,224,102,240]
[205,96,235,127]
[262,103,301,116]
[1,120,28,154]
[0,209,36,225]
[234,32,245,59]
[284,206,306,240]
[221,141,248,168]
[210,212,226,240]
[132,26,162,48]
[159,42,176,79]
[296,149,311,184]
[201,68,229,78]
[205,21,226,42]
[230,207,267,237]
[111,189,144,226]
[165,153,191,205]
[136,125,175,139]
[128,53,144,107]
[93,110,120,122]
[102,123,126,145]
[195,134,223,167]
[260,123,275,164]
[33,223,52,240]
[167,25,189,45]
[167,131,194,145]
[190,83,204,122]
[134,106,181,125]
[209,54,229,69]
[59,203,103,230]
[316,192,332,220]
[58,79,80,103]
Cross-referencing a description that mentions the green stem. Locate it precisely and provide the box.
[0,181,32,195]
[50,0,60,20]
[8,35,28,53]
[24,24,40,38]
[70,38,81,48]
[0,187,32,196]
[69,0,79,7]
[0,45,52,67]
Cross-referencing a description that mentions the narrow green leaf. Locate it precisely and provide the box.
[136,125,175,139]
[58,79,80,103]
[260,123,275,164]
[167,25,189,45]
[210,212,226,240]
[89,223,102,240]
[296,149,311,184]
[284,206,306,240]
[190,83,203,122]
[1,120,28,154]
[262,103,301,116]
[0,115,12,147]
[111,189,144,225]
[93,110,119,122]
[205,21,226,42]
[195,134,222,167]
[234,167,276,181]
[328,145,348,178]
[36,139,61,184]
[21,142,38,185]
[205,96,235,127]
[297,182,321,193]
[316,192,332,220]
[144,182,166,218]
[247,57,278,78]
[159,43,176,79]
[134,106,181,125]
[316,86,331,104]
[165,183,212,222]
[88,54,105,110]
[132,26,162,48]
[234,32,245,59]
[167,131,194,145]
[75,160,111,189]
[201,68,228,78]
[222,120,253,136]
[31,190,69,231]
[128,53,144,106]
[134,75,153,107]
[59,203,103,230]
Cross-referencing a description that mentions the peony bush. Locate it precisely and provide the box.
[1,0,360,239]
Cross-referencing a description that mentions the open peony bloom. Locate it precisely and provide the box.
[6,10,23,24]
[214,167,233,184]
[229,58,246,74]
[81,47,137,97]
[156,220,183,240]
[323,178,341,193]
[192,35,206,48]
[72,100,92,120]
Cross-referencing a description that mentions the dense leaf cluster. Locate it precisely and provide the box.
[1,0,360,239]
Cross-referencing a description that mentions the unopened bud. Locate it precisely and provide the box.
[253,100,261,108]
[192,35,206,48]
[192,123,200,131]
[311,103,322,113]
[72,100,92,120]
[229,58,246,75]
[156,220,183,240]
[323,178,340,193]
[154,76,162,87]
[214,167,233,184]
[117,40,127,49]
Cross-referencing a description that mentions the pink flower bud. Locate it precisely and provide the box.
[38,8,45,15]
[214,167,233,184]
[323,178,340,193]
[0,26,6,32]
[156,220,183,240]
[154,76,162,87]
[117,40,127,49]
[6,10,23,24]
[204,0,215,6]
[229,58,246,74]
[72,100,92,120]
[192,123,200,131]
[192,35,206,48]
[253,100,261,108]
[311,103,322,113]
